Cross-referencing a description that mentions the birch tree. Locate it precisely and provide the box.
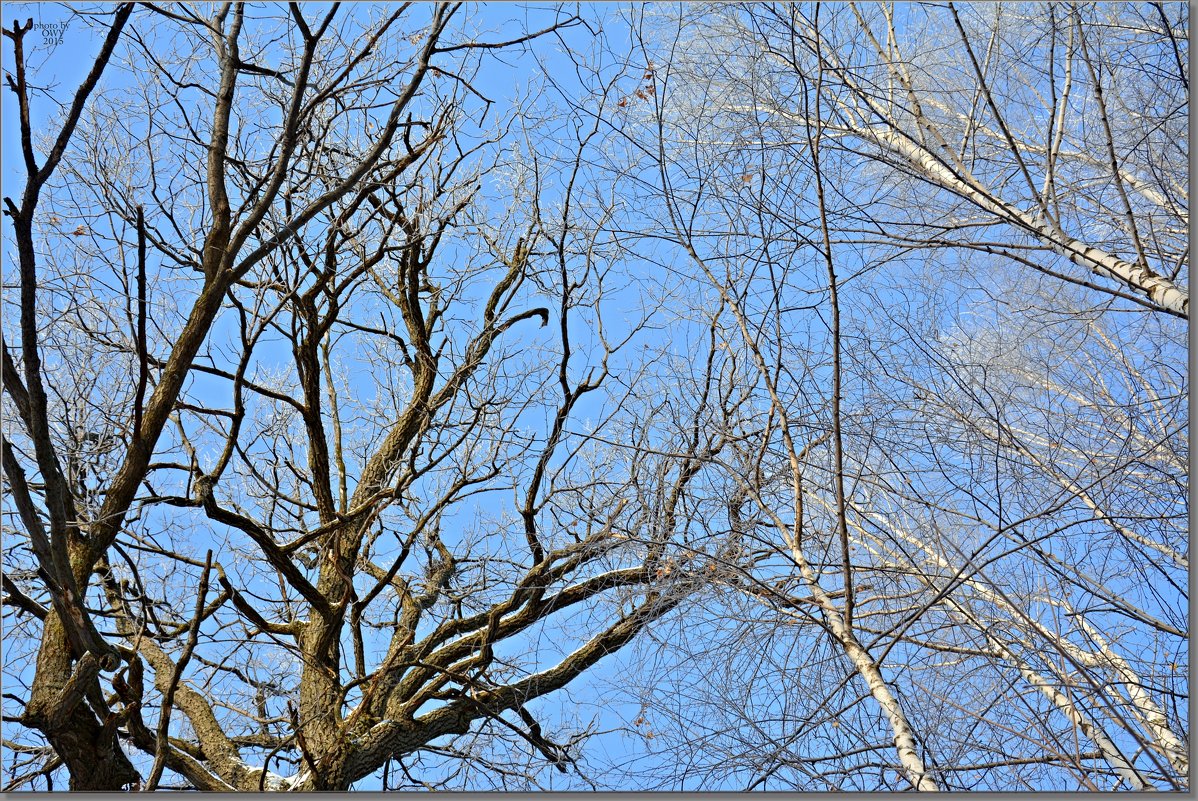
[587,1,1186,790]
[740,2,1190,318]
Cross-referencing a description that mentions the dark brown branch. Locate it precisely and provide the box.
[133,206,149,439]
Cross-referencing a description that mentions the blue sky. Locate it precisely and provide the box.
[1,2,1187,792]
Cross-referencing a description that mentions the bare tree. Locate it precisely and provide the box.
[1,3,713,790]
[2,2,1187,793]
[579,1,1187,791]
[735,2,1189,318]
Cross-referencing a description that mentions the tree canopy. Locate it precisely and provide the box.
[1,2,1187,791]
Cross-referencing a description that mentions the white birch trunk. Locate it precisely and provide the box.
[782,535,941,792]
[865,127,1189,317]
[1074,617,1188,776]
[846,504,1170,789]
[987,640,1151,791]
